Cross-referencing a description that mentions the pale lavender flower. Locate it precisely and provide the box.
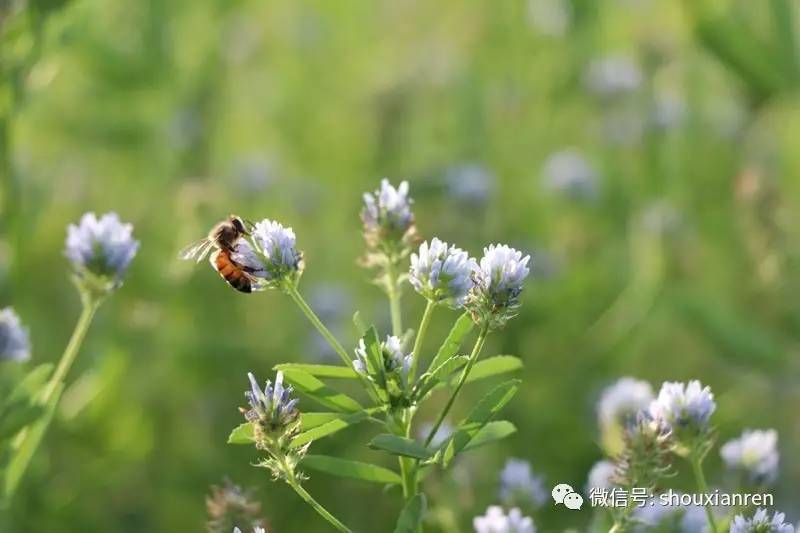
[585,55,642,98]
[65,212,139,287]
[650,91,686,131]
[474,506,535,533]
[585,460,617,496]
[526,0,571,37]
[410,238,477,308]
[649,380,715,435]
[445,164,495,205]
[353,335,411,380]
[233,528,266,533]
[499,459,547,507]
[0,307,31,362]
[730,508,794,533]
[249,219,302,283]
[244,371,299,431]
[632,496,708,533]
[361,179,414,236]
[541,149,599,202]
[720,429,779,486]
[468,245,531,328]
[597,377,654,428]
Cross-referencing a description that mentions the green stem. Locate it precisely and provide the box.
[287,474,354,533]
[285,283,351,368]
[385,259,403,337]
[408,300,435,382]
[42,299,99,403]
[398,411,415,501]
[424,326,489,447]
[6,295,100,501]
[690,454,717,533]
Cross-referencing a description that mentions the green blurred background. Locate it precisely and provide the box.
[2,0,800,531]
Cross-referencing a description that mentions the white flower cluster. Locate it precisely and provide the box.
[409,238,477,308]
[473,505,535,533]
[730,508,794,533]
[65,212,139,289]
[361,179,414,239]
[648,380,716,436]
[248,219,303,283]
[720,429,779,486]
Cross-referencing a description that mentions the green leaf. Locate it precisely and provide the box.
[352,311,368,336]
[301,412,346,430]
[0,405,46,441]
[413,355,469,402]
[273,363,357,379]
[301,455,402,485]
[292,411,368,448]
[227,423,254,445]
[368,434,433,460]
[427,313,473,371]
[394,494,426,533]
[282,370,362,413]
[441,380,520,467]
[4,364,53,407]
[463,420,517,452]
[462,355,523,384]
[4,383,63,498]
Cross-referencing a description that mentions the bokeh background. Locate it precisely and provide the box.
[2,0,800,531]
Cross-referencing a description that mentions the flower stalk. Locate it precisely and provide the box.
[690,452,717,533]
[283,462,353,533]
[424,325,489,447]
[284,282,351,368]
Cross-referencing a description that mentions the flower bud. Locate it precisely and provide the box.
[360,179,417,250]
[353,335,411,405]
[467,244,531,330]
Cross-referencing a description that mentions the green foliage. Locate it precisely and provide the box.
[301,455,401,485]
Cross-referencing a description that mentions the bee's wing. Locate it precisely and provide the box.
[179,238,214,262]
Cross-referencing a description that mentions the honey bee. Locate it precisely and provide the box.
[180,215,262,293]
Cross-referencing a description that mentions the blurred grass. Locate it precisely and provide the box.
[2,0,800,531]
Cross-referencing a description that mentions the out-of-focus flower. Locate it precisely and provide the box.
[650,91,686,131]
[585,460,617,497]
[248,220,303,286]
[641,201,682,237]
[0,307,31,362]
[598,377,654,429]
[361,179,415,247]
[526,0,571,37]
[499,458,547,507]
[206,479,267,533]
[354,335,411,383]
[584,55,642,99]
[632,495,707,533]
[233,528,266,533]
[473,506,535,533]
[720,429,779,486]
[541,149,600,202]
[307,284,351,322]
[418,421,453,448]
[729,508,794,533]
[649,381,715,439]
[467,244,531,330]
[65,212,139,291]
[410,238,477,308]
[444,164,495,206]
[243,371,299,433]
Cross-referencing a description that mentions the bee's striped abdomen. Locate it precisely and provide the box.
[213,250,252,293]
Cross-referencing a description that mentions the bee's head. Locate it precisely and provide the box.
[229,215,249,235]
